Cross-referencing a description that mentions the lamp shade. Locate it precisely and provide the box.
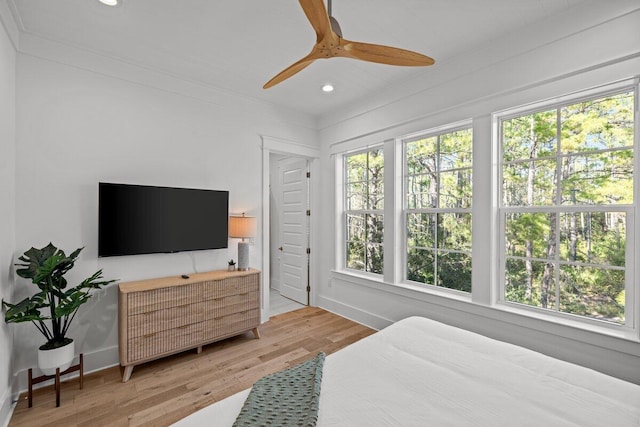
[229,214,256,239]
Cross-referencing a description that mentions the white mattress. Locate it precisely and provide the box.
[173,316,640,426]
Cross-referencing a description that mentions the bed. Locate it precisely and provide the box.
[173,316,640,426]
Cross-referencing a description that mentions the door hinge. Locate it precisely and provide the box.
[306,172,310,178]
[306,248,311,254]
[307,284,311,293]
[306,209,311,216]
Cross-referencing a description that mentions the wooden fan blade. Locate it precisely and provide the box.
[265,1,433,88]
[263,51,321,89]
[299,0,332,42]
[338,39,435,66]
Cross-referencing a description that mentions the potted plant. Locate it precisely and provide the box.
[2,243,116,375]
[228,259,236,271]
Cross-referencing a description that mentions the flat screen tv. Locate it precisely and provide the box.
[98,183,229,257]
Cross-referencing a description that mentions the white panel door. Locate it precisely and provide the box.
[278,157,309,305]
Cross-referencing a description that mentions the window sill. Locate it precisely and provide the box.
[331,269,472,307]
[330,269,640,353]
[493,301,639,344]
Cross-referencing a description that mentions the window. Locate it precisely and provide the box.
[336,80,637,338]
[404,127,473,292]
[344,148,384,274]
[499,89,635,325]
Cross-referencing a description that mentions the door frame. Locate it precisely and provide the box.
[261,136,320,323]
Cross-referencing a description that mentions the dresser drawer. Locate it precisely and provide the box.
[203,308,260,341]
[204,292,259,319]
[128,283,202,315]
[202,276,259,301]
[128,302,204,338]
[128,322,204,362]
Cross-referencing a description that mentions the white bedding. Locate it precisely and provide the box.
[173,316,640,426]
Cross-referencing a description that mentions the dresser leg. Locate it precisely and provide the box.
[122,365,134,382]
[252,327,261,339]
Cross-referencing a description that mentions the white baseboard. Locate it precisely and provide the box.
[0,387,16,427]
[316,295,392,331]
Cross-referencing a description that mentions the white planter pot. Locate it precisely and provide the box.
[38,340,75,376]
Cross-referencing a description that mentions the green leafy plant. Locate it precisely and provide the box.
[228,259,236,266]
[2,243,117,350]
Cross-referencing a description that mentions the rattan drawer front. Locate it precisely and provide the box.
[128,302,204,339]
[203,308,260,341]
[204,293,259,319]
[202,275,259,301]
[128,322,203,362]
[128,283,201,315]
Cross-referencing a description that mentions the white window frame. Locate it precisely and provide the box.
[402,123,474,295]
[494,80,638,333]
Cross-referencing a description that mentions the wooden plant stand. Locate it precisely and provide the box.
[28,353,84,408]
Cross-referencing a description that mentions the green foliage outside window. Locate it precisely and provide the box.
[502,90,634,324]
[345,149,384,274]
[405,128,473,292]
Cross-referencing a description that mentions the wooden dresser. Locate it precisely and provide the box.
[118,269,260,382]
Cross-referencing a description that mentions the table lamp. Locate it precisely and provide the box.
[229,213,256,271]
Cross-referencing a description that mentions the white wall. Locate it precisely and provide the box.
[316,2,640,384]
[0,1,16,425]
[10,42,318,390]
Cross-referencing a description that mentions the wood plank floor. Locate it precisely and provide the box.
[8,307,375,427]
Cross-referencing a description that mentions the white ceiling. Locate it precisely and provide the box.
[8,0,587,117]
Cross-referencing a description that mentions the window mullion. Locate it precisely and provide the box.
[555,107,562,312]
[434,135,441,286]
[554,210,561,312]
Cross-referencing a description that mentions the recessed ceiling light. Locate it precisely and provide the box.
[322,84,334,93]
[99,0,119,6]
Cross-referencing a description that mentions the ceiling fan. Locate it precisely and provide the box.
[263,0,435,89]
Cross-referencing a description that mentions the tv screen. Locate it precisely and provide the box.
[98,183,229,257]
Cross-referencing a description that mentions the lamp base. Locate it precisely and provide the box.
[237,241,250,271]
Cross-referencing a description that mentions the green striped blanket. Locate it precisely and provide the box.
[232,352,326,427]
